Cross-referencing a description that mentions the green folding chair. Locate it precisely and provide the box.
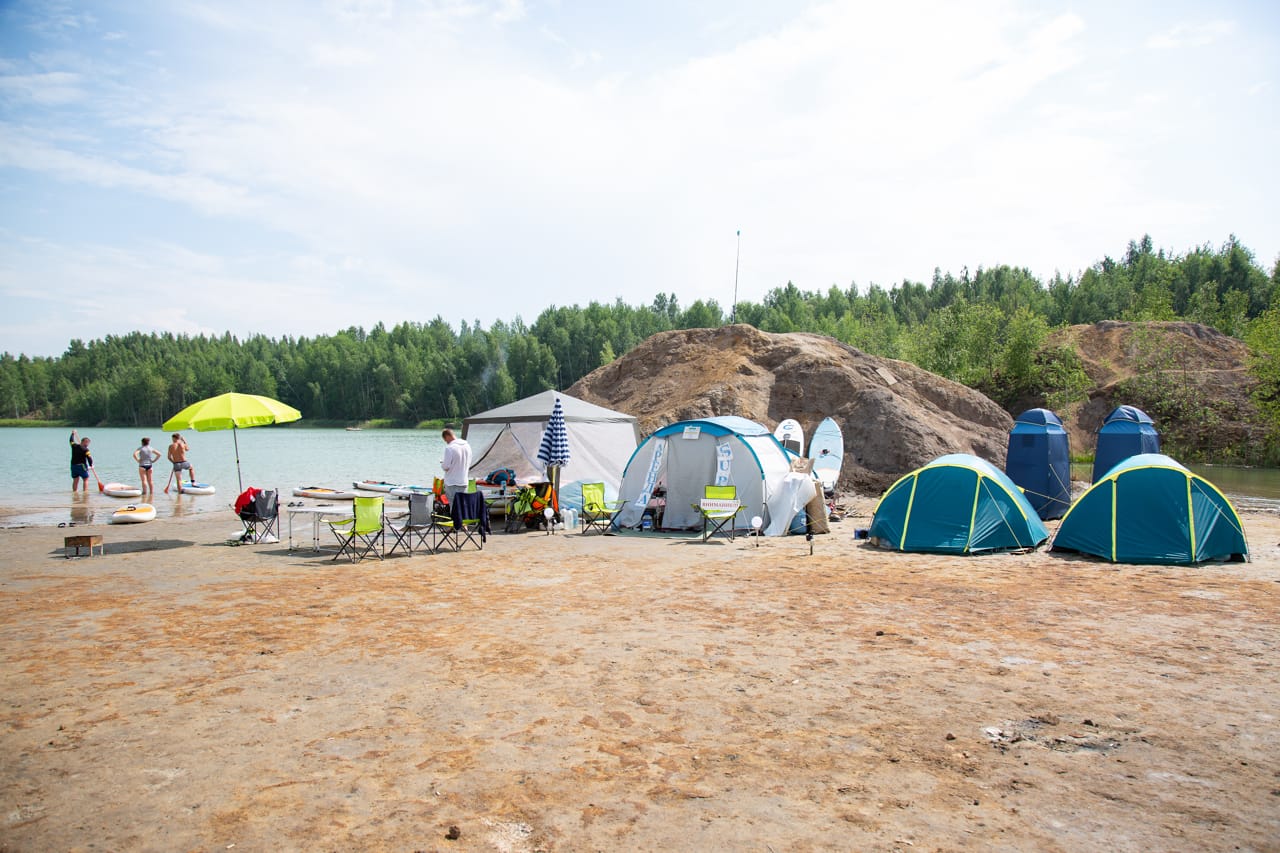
[694,485,743,542]
[580,482,624,535]
[327,496,385,561]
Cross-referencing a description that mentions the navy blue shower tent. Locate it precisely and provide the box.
[1091,405,1160,482]
[1005,408,1071,520]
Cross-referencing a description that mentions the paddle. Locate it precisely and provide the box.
[91,464,105,493]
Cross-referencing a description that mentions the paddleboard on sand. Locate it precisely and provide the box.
[110,503,156,524]
[354,480,398,493]
[293,486,357,500]
[103,482,143,498]
[774,418,805,455]
[177,482,216,495]
[808,417,844,488]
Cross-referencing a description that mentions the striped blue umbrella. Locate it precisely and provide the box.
[536,397,571,467]
[536,397,570,521]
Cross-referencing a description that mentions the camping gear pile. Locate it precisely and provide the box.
[505,482,559,532]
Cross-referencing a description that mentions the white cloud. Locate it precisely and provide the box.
[1146,19,1236,50]
[0,70,85,104]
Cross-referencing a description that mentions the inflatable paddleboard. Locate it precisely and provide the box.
[110,503,156,524]
[353,480,398,493]
[808,417,844,488]
[177,482,216,495]
[103,482,143,498]
[774,418,805,455]
[389,484,433,499]
[293,486,357,500]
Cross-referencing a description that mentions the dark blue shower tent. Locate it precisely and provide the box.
[1052,454,1248,565]
[868,454,1050,554]
[1091,405,1160,482]
[1005,408,1071,520]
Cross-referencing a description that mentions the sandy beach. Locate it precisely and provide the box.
[2,500,1279,852]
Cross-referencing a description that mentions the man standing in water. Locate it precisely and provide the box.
[69,430,93,492]
[164,432,196,494]
[440,428,472,501]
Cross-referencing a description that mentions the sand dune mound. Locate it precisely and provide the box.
[569,325,1012,492]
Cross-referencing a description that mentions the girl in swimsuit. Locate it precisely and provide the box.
[133,437,161,494]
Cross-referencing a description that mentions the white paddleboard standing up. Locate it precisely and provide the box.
[808,417,844,491]
[774,418,805,455]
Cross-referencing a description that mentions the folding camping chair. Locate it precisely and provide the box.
[695,485,743,542]
[386,492,436,556]
[433,488,488,551]
[237,487,279,544]
[580,482,624,535]
[326,495,385,562]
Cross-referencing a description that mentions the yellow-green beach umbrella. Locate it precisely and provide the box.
[163,392,302,492]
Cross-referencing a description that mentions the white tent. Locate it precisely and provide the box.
[615,416,816,535]
[463,390,640,490]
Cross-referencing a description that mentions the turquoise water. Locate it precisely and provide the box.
[1,427,446,527]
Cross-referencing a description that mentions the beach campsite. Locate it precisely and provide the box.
[4,325,1280,851]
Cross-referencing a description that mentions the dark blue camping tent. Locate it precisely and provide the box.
[1052,454,1248,565]
[1005,408,1071,520]
[1091,405,1160,482]
[868,454,1050,554]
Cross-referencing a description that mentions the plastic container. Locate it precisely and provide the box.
[563,508,578,529]
[641,515,653,531]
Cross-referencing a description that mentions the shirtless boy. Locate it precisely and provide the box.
[165,433,196,494]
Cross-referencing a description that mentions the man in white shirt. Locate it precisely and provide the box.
[440,428,472,500]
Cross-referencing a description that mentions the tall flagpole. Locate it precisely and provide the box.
[731,229,741,324]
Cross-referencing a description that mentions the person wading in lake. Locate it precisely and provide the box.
[164,433,196,494]
[69,430,93,492]
[134,437,161,494]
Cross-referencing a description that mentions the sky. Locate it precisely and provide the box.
[1,0,1276,359]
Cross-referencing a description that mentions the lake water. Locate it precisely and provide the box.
[1,427,446,527]
[4,427,1279,528]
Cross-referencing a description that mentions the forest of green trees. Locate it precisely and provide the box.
[3,235,1278,460]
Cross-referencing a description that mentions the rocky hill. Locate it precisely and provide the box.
[567,321,1264,492]
[568,325,1012,493]
[1047,321,1261,459]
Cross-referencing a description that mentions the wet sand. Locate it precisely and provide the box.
[2,501,1279,851]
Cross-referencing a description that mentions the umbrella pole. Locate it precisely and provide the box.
[233,424,243,493]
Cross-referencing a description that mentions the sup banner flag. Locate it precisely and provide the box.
[715,441,733,486]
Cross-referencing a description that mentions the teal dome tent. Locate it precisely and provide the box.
[1052,454,1248,565]
[868,454,1050,554]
